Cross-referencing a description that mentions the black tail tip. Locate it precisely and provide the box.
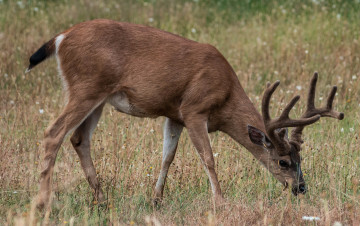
[27,40,52,73]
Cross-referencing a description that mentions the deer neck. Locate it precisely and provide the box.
[219,86,268,160]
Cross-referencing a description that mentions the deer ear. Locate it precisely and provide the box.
[276,128,288,139]
[247,125,273,149]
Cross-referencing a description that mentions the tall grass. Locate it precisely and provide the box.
[0,0,359,225]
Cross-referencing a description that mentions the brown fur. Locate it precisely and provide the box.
[30,19,341,209]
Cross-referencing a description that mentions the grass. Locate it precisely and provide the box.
[0,0,359,225]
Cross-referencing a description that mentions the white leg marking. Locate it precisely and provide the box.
[162,118,183,160]
[155,118,183,191]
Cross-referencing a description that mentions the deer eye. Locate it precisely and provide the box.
[278,160,289,168]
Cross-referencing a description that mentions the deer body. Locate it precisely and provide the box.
[28,19,343,209]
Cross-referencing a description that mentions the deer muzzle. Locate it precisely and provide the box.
[292,182,306,195]
[291,164,306,195]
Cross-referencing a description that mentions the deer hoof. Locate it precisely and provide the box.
[153,197,162,209]
[36,197,47,211]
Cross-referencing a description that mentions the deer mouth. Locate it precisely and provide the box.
[283,181,289,191]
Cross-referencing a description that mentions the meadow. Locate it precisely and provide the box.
[0,0,359,225]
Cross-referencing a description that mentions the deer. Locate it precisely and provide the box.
[26,19,344,209]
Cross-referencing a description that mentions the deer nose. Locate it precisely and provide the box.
[298,184,306,194]
[292,184,306,195]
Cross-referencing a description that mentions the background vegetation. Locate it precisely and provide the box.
[0,0,359,225]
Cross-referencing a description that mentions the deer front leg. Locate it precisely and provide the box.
[37,97,105,210]
[154,118,183,205]
[70,103,105,204]
[184,115,224,205]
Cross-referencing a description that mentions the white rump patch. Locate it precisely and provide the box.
[55,34,65,54]
[55,34,69,104]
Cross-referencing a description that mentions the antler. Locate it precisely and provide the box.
[262,80,321,155]
[290,72,344,148]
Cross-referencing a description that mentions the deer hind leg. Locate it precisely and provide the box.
[183,114,224,205]
[70,103,105,204]
[154,118,183,205]
[37,97,105,209]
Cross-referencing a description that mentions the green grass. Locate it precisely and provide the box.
[0,0,359,225]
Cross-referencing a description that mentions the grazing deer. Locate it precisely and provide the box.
[27,19,344,209]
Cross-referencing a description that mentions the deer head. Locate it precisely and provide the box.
[248,72,344,195]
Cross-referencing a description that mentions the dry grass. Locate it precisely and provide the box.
[0,0,359,225]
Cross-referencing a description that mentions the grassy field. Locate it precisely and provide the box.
[0,0,359,225]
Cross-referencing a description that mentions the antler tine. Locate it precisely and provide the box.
[261,80,321,154]
[269,115,320,131]
[264,86,320,132]
[290,72,344,149]
[262,81,280,123]
[326,85,336,109]
[324,86,345,119]
[306,72,318,111]
[303,72,344,119]
[279,95,300,119]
